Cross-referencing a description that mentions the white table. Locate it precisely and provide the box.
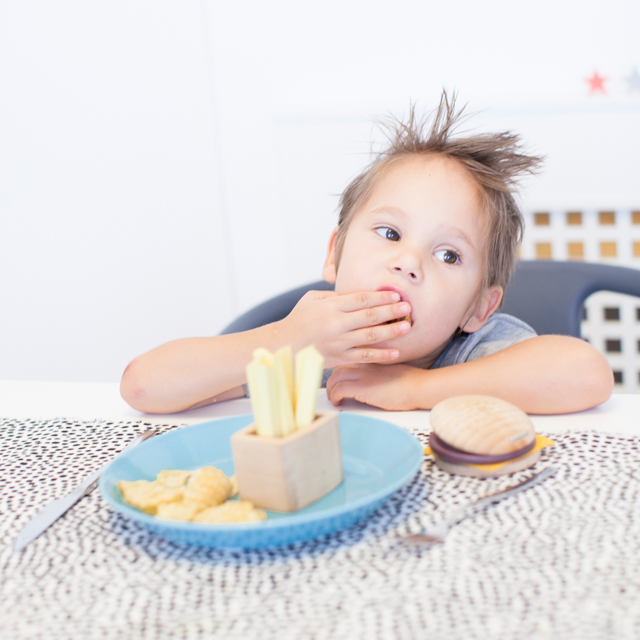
[0,378,637,434]
[3,380,640,639]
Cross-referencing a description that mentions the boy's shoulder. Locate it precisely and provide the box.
[430,313,537,370]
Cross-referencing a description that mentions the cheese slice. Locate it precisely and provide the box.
[424,434,555,472]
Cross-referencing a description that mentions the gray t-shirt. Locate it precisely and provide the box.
[430,312,537,369]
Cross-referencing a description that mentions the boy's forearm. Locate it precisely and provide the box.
[120,321,290,414]
[408,335,614,414]
[120,287,410,414]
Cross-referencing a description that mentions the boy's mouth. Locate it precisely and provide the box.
[377,286,414,325]
[387,314,414,326]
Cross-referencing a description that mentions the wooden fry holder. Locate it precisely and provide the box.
[230,411,343,512]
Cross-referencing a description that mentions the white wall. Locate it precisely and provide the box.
[1,0,639,383]
[0,2,233,383]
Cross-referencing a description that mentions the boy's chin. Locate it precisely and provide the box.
[404,354,438,369]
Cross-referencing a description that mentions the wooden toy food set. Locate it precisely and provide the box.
[426,395,554,478]
[231,345,343,512]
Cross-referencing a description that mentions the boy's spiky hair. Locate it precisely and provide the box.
[335,91,543,294]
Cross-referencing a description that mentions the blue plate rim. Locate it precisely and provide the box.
[99,413,423,534]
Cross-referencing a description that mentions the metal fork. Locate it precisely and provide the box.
[399,466,557,545]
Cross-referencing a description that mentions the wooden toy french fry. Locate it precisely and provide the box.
[253,347,274,367]
[246,351,279,437]
[236,343,341,512]
[247,344,325,435]
[277,345,294,405]
[295,345,324,428]
[273,346,296,437]
[294,346,306,407]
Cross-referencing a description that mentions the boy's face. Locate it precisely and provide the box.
[323,154,502,367]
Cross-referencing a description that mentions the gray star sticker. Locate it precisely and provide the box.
[626,67,640,93]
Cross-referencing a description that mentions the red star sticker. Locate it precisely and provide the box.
[586,71,607,95]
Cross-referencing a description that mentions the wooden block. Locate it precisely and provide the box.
[230,411,343,512]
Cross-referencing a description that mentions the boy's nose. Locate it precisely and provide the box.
[392,265,420,280]
[389,251,423,282]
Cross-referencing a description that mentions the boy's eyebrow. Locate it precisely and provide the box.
[369,205,405,218]
[368,205,478,250]
[441,227,476,250]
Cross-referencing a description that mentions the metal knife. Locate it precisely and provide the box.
[13,428,156,552]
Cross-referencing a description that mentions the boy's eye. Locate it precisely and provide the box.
[434,249,461,265]
[375,227,400,242]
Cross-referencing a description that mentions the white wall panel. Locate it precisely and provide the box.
[0,2,233,382]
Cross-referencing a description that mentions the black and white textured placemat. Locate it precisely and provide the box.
[2,417,640,640]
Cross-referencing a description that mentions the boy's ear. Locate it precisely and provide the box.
[322,227,339,283]
[462,285,503,333]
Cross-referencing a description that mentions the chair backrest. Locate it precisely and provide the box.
[220,280,334,335]
[220,261,640,337]
[501,261,640,336]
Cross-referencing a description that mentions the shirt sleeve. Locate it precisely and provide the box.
[431,313,537,369]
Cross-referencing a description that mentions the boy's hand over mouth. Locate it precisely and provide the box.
[280,290,411,368]
[326,363,423,411]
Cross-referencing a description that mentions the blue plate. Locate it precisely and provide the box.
[99,413,423,548]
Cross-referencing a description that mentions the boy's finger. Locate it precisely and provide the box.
[346,346,401,364]
[346,320,412,348]
[304,290,338,301]
[325,365,356,392]
[337,290,401,312]
[344,301,411,330]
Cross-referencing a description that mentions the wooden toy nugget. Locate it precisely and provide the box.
[118,466,257,523]
[193,500,266,524]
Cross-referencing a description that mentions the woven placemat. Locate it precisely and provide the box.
[2,417,640,640]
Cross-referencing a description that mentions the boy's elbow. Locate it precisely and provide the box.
[531,335,613,413]
[562,338,614,411]
[120,358,154,413]
[583,345,615,408]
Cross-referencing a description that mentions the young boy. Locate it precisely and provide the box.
[121,93,613,415]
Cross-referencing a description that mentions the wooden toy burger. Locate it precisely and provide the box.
[426,395,554,478]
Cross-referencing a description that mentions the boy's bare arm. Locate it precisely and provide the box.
[120,327,279,414]
[326,335,614,414]
[120,289,412,414]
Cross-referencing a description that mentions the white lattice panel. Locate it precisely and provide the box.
[519,209,640,393]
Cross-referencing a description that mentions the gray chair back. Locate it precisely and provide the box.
[502,261,640,336]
